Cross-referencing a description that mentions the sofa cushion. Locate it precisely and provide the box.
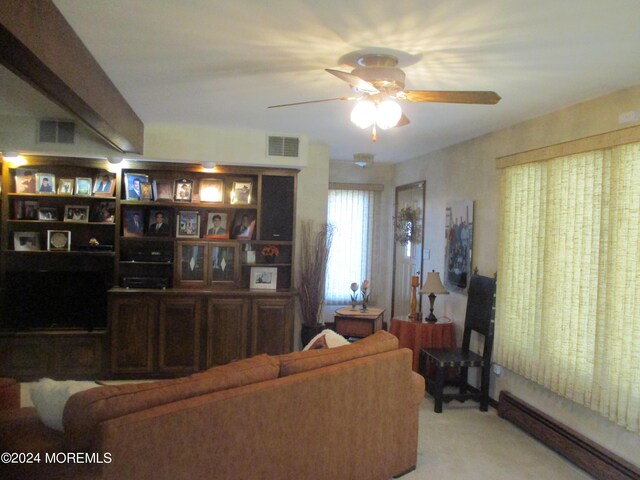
[30,378,100,431]
[280,330,399,377]
[63,354,280,450]
[302,329,350,350]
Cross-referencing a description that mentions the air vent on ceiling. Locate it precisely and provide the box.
[38,119,75,144]
[267,135,299,157]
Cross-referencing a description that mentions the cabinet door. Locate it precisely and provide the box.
[206,298,249,367]
[158,297,202,374]
[0,337,51,377]
[250,297,293,356]
[54,335,104,377]
[109,296,157,375]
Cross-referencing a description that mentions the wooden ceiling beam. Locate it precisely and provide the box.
[0,0,143,154]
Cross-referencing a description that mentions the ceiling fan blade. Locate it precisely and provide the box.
[325,69,379,94]
[395,113,410,128]
[403,90,501,105]
[268,97,354,108]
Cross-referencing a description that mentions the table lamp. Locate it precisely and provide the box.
[419,271,449,322]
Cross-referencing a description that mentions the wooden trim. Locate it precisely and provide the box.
[329,182,384,191]
[496,125,640,169]
[0,0,143,153]
[498,391,640,480]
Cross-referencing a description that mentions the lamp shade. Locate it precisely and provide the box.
[350,100,376,129]
[375,99,402,130]
[419,271,449,295]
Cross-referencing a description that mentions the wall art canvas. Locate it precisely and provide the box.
[444,200,474,294]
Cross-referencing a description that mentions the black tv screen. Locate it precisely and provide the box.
[3,271,108,330]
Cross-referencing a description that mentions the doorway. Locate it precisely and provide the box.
[391,181,425,318]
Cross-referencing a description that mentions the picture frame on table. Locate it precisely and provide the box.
[58,178,74,195]
[176,211,200,238]
[38,207,58,221]
[124,173,149,200]
[35,173,55,194]
[176,241,207,286]
[205,212,229,239]
[14,168,37,193]
[122,207,144,237]
[13,232,40,251]
[75,177,92,196]
[47,230,71,251]
[250,266,278,290]
[152,180,173,201]
[174,178,193,202]
[63,205,90,223]
[209,243,237,284]
[199,178,224,203]
[230,181,252,205]
[92,172,116,196]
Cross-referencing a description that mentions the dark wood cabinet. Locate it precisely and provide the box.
[250,298,294,356]
[206,298,249,367]
[158,297,202,374]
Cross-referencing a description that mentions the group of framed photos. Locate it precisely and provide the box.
[13,200,115,224]
[123,173,252,205]
[123,207,255,239]
[14,169,116,196]
[13,230,71,252]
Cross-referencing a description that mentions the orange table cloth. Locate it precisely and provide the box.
[389,317,456,374]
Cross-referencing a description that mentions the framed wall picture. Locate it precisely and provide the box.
[92,172,116,196]
[23,201,39,220]
[444,200,474,294]
[47,230,71,251]
[176,211,200,238]
[174,178,193,202]
[75,177,93,196]
[38,207,58,221]
[13,232,40,251]
[152,180,173,200]
[205,212,229,239]
[14,168,37,193]
[209,244,237,284]
[124,173,149,200]
[250,266,278,290]
[230,181,252,205]
[63,205,90,223]
[35,173,55,194]
[146,209,171,237]
[199,178,224,202]
[140,182,153,201]
[122,207,144,237]
[91,201,116,223]
[58,178,74,195]
[230,210,256,240]
[176,242,207,286]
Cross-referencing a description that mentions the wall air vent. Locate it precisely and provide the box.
[268,135,299,157]
[38,119,75,144]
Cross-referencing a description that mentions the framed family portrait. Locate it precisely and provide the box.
[199,178,223,203]
[35,173,55,194]
[210,244,237,283]
[38,207,58,221]
[91,201,116,223]
[124,173,149,200]
[176,242,207,286]
[174,178,193,202]
[147,209,171,237]
[63,205,90,223]
[47,230,71,251]
[123,207,144,237]
[250,267,278,290]
[14,168,37,193]
[13,232,40,251]
[205,212,229,239]
[152,180,173,201]
[230,181,252,205]
[75,177,92,196]
[230,210,256,240]
[58,178,74,195]
[93,172,116,196]
[176,211,200,238]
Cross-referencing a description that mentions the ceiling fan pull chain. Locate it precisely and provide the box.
[371,124,378,142]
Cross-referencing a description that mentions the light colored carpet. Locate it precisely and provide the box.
[408,397,593,479]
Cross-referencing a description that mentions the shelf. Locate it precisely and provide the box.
[120,261,173,265]
[8,193,116,200]
[3,250,115,256]
[242,263,291,267]
[120,236,175,242]
[120,200,257,209]
[8,220,115,226]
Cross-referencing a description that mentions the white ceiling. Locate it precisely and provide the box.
[16,0,640,162]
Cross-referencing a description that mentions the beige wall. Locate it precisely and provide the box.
[394,83,640,465]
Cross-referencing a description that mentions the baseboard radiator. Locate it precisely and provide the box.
[498,391,640,480]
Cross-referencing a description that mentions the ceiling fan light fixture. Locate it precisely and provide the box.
[375,99,402,130]
[350,100,376,129]
[353,153,374,168]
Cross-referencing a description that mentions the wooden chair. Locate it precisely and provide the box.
[421,274,497,413]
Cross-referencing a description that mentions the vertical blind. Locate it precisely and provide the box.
[495,142,640,433]
[325,187,376,304]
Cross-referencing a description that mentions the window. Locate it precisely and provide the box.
[495,142,640,432]
[325,185,380,304]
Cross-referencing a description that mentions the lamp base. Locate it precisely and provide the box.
[425,312,437,323]
[427,293,437,323]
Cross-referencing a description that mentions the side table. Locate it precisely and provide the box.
[334,307,385,339]
[389,317,456,377]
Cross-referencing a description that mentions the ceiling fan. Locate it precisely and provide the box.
[268,54,501,141]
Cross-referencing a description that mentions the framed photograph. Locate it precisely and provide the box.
[250,266,278,290]
[444,200,474,294]
[14,168,37,193]
[23,201,39,220]
[91,201,116,223]
[176,211,200,238]
[35,173,55,194]
[152,180,173,201]
[146,209,171,237]
[230,181,253,205]
[58,178,74,195]
[230,210,256,240]
[122,207,144,237]
[47,230,71,251]
[124,173,149,200]
[140,182,153,201]
[176,242,207,286]
[38,207,58,221]
[13,232,40,251]
[92,172,115,196]
[205,212,229,239]
[174,178,193,202]
[210,244,237,283]
[75,177,92,196]
[13,199,24,219]
[63,205,90,223]
[199,178,223,203]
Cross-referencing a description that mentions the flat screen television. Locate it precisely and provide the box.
[2,270,108,330]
